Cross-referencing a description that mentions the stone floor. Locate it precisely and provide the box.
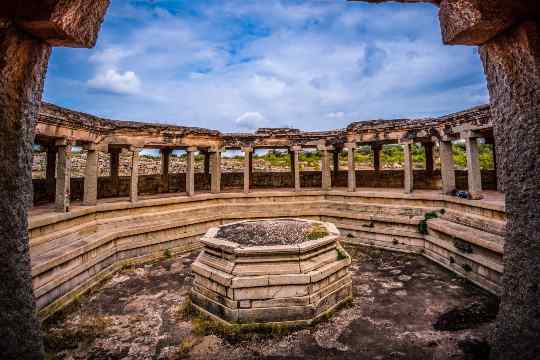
[43,245,498,360]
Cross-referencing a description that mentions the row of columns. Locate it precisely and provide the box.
[47,136,489,212]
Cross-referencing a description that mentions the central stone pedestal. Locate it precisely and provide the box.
[190,219,352,325]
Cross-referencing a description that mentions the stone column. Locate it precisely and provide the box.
[333,149,340,173]
[423,142,434,173]
[243,147,253,193]
[462,132,483,200]
[248,149,254,188]
[129,147,140,203]
[55,140,72,212]
[82,144,98,206]
[209,149,221,194]
[110,148,121,197]
[485,136,499,191]
[402,142,413,194]
[203,150,210,175]
[319,145,333,191]
[291,146,301,191]
[160,148,171,193]
[439,140,456,195]
[345,143,356,192]
[0,20,52,360]
[46,145,57,202]
[186,147,196,196]
[372,143,382,171]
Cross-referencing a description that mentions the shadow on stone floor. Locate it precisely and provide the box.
[43,246,496,360]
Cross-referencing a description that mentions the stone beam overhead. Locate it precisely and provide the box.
[3,0,111,47]
[37,102,492,152]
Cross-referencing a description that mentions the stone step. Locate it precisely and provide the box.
[427,218,504,254]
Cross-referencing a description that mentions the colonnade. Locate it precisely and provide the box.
[42,135,493,213]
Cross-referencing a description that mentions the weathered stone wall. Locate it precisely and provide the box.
[32,170,498,204]
[28,190,505,319]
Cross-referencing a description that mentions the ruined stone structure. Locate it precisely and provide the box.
[0,1,538,359]
[191,219,352,325]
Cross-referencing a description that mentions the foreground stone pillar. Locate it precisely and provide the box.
[319,145,333,191]
[462,132,483,199]
[160,148,171,193]
[439,140,456,195]
[129,147,140,203]
[110,148,121,197]
[372,143,382,171]
[402,142,413,194]
[423,142,434,173]
[83,144,98,206]
[46,144,57,202]
[55,140,72,212]
[209,149,221,194]
[0,25,51,358]
[186,147,196,196]
[345,143,356,192]
[243,147,253,193]
[291,146,301,191]
[480,22,540,359]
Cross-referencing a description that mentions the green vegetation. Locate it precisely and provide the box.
[305,224,329,240]
[417,211,439,235]
[336,246,348,261]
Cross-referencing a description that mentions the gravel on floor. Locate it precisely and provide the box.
[216,220,313,246]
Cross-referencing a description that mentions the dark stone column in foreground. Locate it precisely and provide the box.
[480,21,540,360]
[0,22,51,359]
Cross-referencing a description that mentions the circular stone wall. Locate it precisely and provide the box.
[190,219,352,325]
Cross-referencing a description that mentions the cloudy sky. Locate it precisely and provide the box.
[43,0,488,132]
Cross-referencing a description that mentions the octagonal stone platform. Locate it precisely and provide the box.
[190,219,353,325]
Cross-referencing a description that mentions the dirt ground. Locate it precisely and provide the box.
[43,245,497,360]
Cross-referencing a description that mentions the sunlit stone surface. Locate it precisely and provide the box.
[190,219,353,324]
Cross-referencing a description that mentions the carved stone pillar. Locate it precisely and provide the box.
[345,143,356,192]
[46,144,57,202]
[319,145,333,191]
[423,142,434,173]
[291,146,301,191]
[462,132,483,199]
[55,140,72,212]
[160,148,171,193]
[439,140,456,195]
[82,144,98,206]
[203,150,210,175]
[243,147,253,193]
[372,143,382,171]
[110,148,121,197]
[402,142,413,194]
[129,147,140,203]
[209,149,221,194]
[186,147,196,197]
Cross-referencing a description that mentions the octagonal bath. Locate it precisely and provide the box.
[190,219,353,325]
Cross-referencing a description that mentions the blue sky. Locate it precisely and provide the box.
[43,0,488,132]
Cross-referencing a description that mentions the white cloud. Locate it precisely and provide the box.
[88,69,141,95]
[235,112,267,131]
[45,0,488,132]
[326,112,345,119]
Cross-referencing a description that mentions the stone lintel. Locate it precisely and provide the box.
[317,144,334,151]
[439,0,520,46]
[460,129,483,139]
[82,142,96,151]
[290,145,302,152]
[54,138,72,147]
[8,0,111,48]
[186,146,198,152]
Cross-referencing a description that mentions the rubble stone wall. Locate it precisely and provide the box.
[32,170,497,204]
